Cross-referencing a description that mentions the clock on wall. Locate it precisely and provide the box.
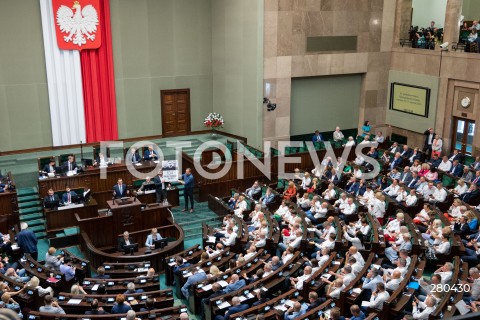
[461,96,471,108]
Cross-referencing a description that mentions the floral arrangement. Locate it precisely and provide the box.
[204,112,224,129]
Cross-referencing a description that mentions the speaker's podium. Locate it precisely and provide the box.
[107,197,142,230]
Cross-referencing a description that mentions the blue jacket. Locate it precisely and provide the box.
[312,134,323,142]
[113,184,128,199]
[181,271,207,299]
[16,230,37,254]
[144,149,158,160]
[126,152,141,163]
[61,190,77,203]
[182,173,195,189]
[390,158,402,170]
[350,312,366,320]
[224,279,246,293]
[450,165,463,177]
[223,304,249,320]
[346,182,360,194]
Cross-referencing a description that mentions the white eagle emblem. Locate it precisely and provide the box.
[56,1,99,47]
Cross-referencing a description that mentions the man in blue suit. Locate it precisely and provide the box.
[224,274,246,293]
[173,256,192,275]
[215,296,249,320]
[312,130,323,142]
[399,145,413,158]
[390,153,402,171]
[144,145,159,161]
[345,177,360,195]
[181,269,207,299]
[16,222,38,260]
[260,187,275,208]
[449,160,463,177]
[126,148,141,163]
[61,186,77,204]
[113,178,129,199]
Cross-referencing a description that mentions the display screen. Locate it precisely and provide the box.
[390,83,430,117]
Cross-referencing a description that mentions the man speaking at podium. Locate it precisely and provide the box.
[113,178,129,199]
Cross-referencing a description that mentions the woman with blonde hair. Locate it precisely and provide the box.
[208,265,221,278]
[465,211,479,231]
[431,135,442,157]
[27,276,53,296]
[283,180,297,201]
[71,283,87,295]
[199,251,209,263]
[446,198,463,221]
[410,159,422,173]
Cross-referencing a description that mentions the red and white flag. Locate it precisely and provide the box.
[52,0,101,50]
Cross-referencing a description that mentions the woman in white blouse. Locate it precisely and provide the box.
[431,135,443,157]
[234,195,247,217]
[410,159,422,173]
[342,226,365,249]
[451,179,468,197]
[446,198,463,221]
[421,219,443,245]
[301,172,312,190]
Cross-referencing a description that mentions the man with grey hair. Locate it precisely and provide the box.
[469,267,480,300]
[434,262,453,284]
[124,282,144,294]
[179,313,189,320]
[126,310,139,320]
[216,296,249,320]
[333,127,344,142]
[16,222,38,260]
[412,295,435,319]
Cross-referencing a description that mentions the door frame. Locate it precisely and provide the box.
[451,117,475,154]
[160,88,191,138]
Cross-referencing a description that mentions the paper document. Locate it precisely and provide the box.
[361,301,370,307]
[202,284,212,291]
[208,236,216,243]
[455,300,471,315]
[218,301,231,309]
[91,284,99,291]
[218,280,229,287]
[67,299,82,305]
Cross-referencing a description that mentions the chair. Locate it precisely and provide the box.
[38,156,56,172]
[58,154,74,166]
[93,144,110,160]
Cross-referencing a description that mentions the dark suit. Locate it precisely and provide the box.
[153,175,167,203]
[113,184,128,199]
[461,189,480,205]
[61,191,78,203]
[449,153,464,163]
[118,237,135,251]
[423,130,435,155]
[44,194,60,206]
[144,149,158,161]
[63,161,78,172]
[449,165,463,177]
[399,172,413,185]
[407,177,419,189]
[85,310,108,315]
[453,222,470,237]
[409,152,422,164]
[252,298,269,307]
[306,299,323,312]
[42,164,56,174]
[215,303,249,320]
[390,158,402,171]
[389,146,401,154]
[400,148,413,158]
[428,158,442,169]
[126,152,141,163]
[346,182,360,194]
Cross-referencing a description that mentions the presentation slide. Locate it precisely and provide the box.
[390,83,430,117]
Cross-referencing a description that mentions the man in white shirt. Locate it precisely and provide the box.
[384,179,400,197]
[347,246,365,267]
[340,198,356,221]
[252,231,267,248]
[421,182,435,199]
[276,229,302,256]
[429,182,447,203]
[367,282,390,311]
[220,227,237,247]
[329,265,355,286]
[333,127,344,142]
[412,296,435,319]
[290,266,313,290]
[384,270,403,291]
[405,189,418,207]
[434,262,453,284]
[437,156,452,172]
[362,268,384,291]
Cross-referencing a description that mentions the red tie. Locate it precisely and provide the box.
[68,193,71,202]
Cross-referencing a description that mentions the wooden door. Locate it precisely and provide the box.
[161,89,191,137]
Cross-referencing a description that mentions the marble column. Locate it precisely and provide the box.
[443,0,462,45]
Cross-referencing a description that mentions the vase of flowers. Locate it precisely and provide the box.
[204,112,224,139]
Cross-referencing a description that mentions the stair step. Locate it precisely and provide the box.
[17,187,38,197]
[30,225,45,233]
[20,212,44,222]
[18,200,42,209]
[19,207,43,215]
[25,219,45,227]
[36,232,47,240]
[18,195,39,202]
